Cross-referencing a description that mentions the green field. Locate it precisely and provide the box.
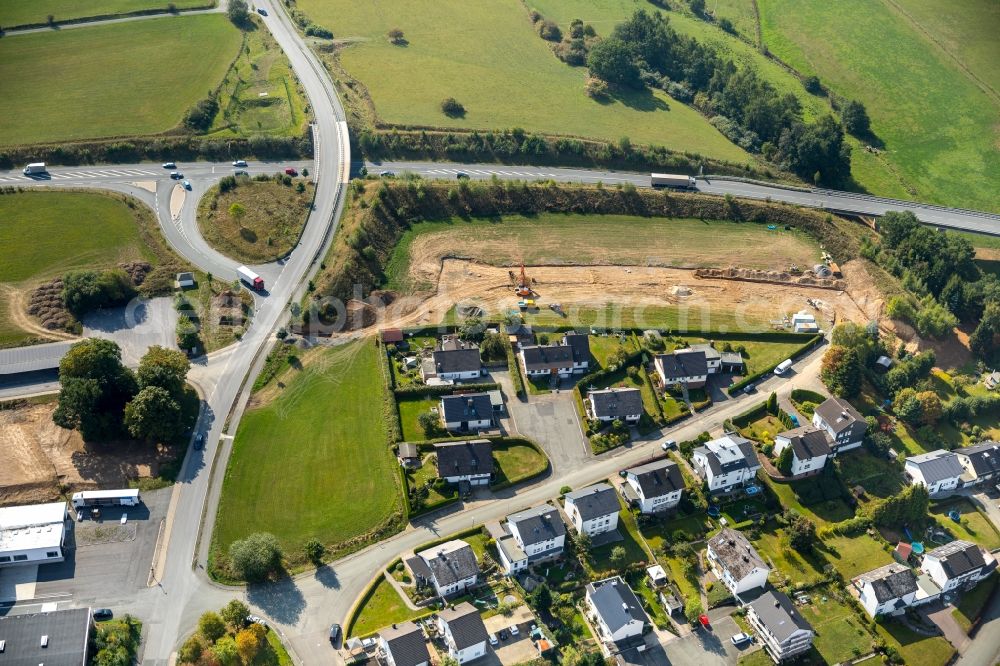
[212,341,402,575]
[0,15,242,145]
[752,530,826,587]
[757,0,1000,212]
[0,0,211,27]
[820,533,893,581]
[306,0,750,163]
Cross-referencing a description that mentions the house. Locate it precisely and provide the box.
[585,577,648,648]
[983,370,1000,390]
[0,607,93,666]
[437,602,490,664]
[876,355,894,371]
[653,350,708,389]
[409,539,480,598]
[687,343,722,374]
[589,388,643,424]
[692,435,761,493]
[811,397,866,454]
[435,440,493,486]
[904,450,965,496]
[921,540,996,593]
[506,323,534,350]
[646,565,667,587]
[746,590,815,662]
[853,563,919,618]
[440,393,494,432]
[955,441,1000,485]
[706,528,770,596]
[397,442,421,469]
[621,459,685,513]
[175,271,195,288]
[772,426,832,476]
[0,502,68,567]
[491,504,566,574]
[379,622,430,666]
[520,345,575,378]
[563,483,620,537]
[381,328,405,345]
[423,348,482,382]
[562,333,591,372]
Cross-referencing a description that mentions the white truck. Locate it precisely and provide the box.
[650,173,696,189]
[23,162,47,175]
[237,265,265,291]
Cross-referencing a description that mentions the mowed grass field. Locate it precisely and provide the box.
[0,0,210,27]
[304,0,750,163]
[757,0,1000,212]
[0,14,242,145]
[212,341,402,572]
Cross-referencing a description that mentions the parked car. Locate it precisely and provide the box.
[489,633,498,647]
[233,160,248,167]
[329,624,341,645]
[193,434,205,450]
[162,162,176,169]
[379,170,395,178]
[247,615,267,628]
[257,7,267,15]
[499,629,509,640]
[182,180,192,190]
[731,632,752,646]
[170,171,183,179]
[698,614,711,629]
[284,167,298,176]
[509,624,519,636]
[93,609,113,620]
[661,439,677,450]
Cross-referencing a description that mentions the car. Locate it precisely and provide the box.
[456,171,470,179]
[182,180,192,190]
[489,633,498,647]
[698,614,711,629]
[509,624,519,636]
[247,615,267,628]
[379,170,395,178]
[731,632,752,646]
[162,162,176,169]
[235,169,249,177]
[93,609,113,620]
[170,171,183,179]
[257,7,267,15]
[233,160,248,167]
[284,167,298,176]
[193,434,205,450]
[661,439,677,450]
[329,624,341,644]
[499,629,509,640]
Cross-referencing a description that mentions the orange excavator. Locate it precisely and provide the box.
[515,263,533,297]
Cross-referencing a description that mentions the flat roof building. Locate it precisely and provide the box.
[0,502,68,567]
[0,607,93,666]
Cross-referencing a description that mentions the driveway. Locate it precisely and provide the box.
[82,296,178,364]
[661,613,742,666]
[926,604,970,652]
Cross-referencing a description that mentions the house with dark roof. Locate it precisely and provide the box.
[435,440,493,486]
[409,539,480,598]
[706,528,770,596]
[563,483,620,537]
[519,345,575,378]
[562,333,592,373]
[692,435,761,493]
[588,388,643,424]
[653,350,708,389]
[381,328,405,344]
[423,347,482,382]
[440,393,494,432]
[0,607,93,666]
[585,576,648,647]
[437,602,489,664]
[379,622,430,666]
[492,504,566,574]
[622,459,685,514]
[904,450,965,496]
[772,426,833,476]
[853,563,919,617]
[955,441,1000,485]
[811,397,866,454]
[746,590,815,662]
[921,540,996,593]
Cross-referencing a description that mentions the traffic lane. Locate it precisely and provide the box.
[0,160,313,186]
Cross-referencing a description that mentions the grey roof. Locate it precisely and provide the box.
[440,393,493,424]
[431,348,481,374]
[694,435,758,476]
[508,504,566,546]
[439,602,489,650]
[687,343,721,361]
[562,333,591,363]
[521,344,573,370]
[0,340,75,376]
[435,440,493,477]
[420,541,479,587]
[564,483,620,521]
[957,441,1000,477]
[0,607,91,666]
[814,397,865,436]
[708,528,767,581]
[749,591,813,643]
[381,622,430,666]
[925,540,987,579]
[777,426,833,460]
[906,450,964,484]
[625,459,685,498]
[656,350,708,381]
[590,388,644,419]
[720,351,744,367]
[586,577,648,634]
[398,443,419,459]
[855,563,918,603]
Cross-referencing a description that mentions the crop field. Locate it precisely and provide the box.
[0,14,242,145]
[305,0,750,163]
[757,0,1000,213]
[0,0,210,28]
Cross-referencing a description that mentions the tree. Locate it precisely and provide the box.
[176,316,201,353]
[387,28,406,44]
[841,99,871,137]
[480,332,506,361]
[221,600,250,628]
[137,345,190,398]
[574,531,593,553]
[178,636,203,663]
[227,0,249,26]
[229,203,247,223]
[785,513,817,553]
[441,657,460,666]
[229,532,283,581]
[609,545,628,570]
[235,628,261,664]
[915,391,942,425]
[440,97,465,117]
[198,612,227,643]
[418,411,440,438]
[971,301,1000,361]
[459,317,486,342]
[54,338,137,441]
[765,391,778,415]
[821,345,862,397]
[62,269,136,317]
[530,582,553,614]
[689,0,705,15]
[185,96,219,131]
[305,538,325,564]
[776,446,793,475]
[684,597,704,624]
[212,636,239,666]
[124,386,184,443]
[803,75,822,94]
[587,37,641,89]
[894,388,923,425]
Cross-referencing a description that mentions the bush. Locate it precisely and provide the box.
[228,532,283,581]
[440,97,466,117]
[62,269,136,317]
[388,28,406,44]
[227,0,249,26]
[184,97,219,132]
[537,19,562,41]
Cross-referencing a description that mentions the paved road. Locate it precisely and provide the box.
[364,160,1000,236]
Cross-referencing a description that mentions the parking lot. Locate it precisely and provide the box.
[482,606,541,666]
[660,614,745,665]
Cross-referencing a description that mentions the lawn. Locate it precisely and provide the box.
[516,303,770,333]
[349,576,427,638]
[198,178,314,263]
[763,474,854,526]
[0,0,210,27]
[660,553,700,601]
[0,14,242,145]
[212,341,402,576]
[588,504,651,576]
[798,590,875,665]
[406,457,457,510]
[930,498,1000,551]
[820,533,893,581]
[397,396,438,442]
[493,440,548,486]
[737,414,785,444]
[757,0,1000,213]
[752,530,825,587]
[589,334,639,369]
[641,513,709,553]
[834,449,904,500]
[875,620,955,666]
[952,572,997,634]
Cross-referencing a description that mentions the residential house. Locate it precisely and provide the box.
[562,333,592,373]
[423,347,482,382]
[853,563,919,618]
[955,441,1000,485]
[409,539,480,598]
[692,435,761,493]
[746,590,815,662]
[585,576,648,648]
[380,622,430,666]
[397,442,421,469]
[687,343,722,374]
[811,397,866,454]
[653,350,708,389]
[440,393,494,432]
[491,504,566,574]
[621,459,685,514]
[706,528,770,596]
[520,345,575,378]
[435,440,494,487]
[772,426,832,477]
[904,450,965,496]
[506,324,534,350]
[437,602,489,664]
[983,371,1000,390]
[921,540,996,593]
[563,483,620,537]
[0,502,68,567]
[589,388,643,424]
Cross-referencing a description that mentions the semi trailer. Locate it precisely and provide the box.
[237,265,265,291]
[650,173,696,188]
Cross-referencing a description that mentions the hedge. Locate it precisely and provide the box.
[500,325,526,398]
[791,388,826,404]
[731,402,769,429]
[727,334,823,395]
[393,382,499,398]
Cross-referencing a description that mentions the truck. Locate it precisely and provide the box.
[71,489,140,509]
[650,173,696,189]
[237,265,265,291]
[23,162,46,175]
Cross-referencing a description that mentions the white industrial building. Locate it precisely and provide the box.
[0,502,69,567]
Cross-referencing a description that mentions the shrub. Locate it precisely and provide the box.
[62,269,136,317]
[228,532,283,581]
[537,19,562,41]
[388,28,406,44]
[440,97,466,117]
[227,0,249,26]
[184,97,219,132]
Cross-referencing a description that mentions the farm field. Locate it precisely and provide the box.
[0,0,210,28]
[211,341,402,577]
[757,0,1000,213]
[0,14,242,145]
[305,0,751,163]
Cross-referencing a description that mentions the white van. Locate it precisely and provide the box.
[774,359,793,375]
